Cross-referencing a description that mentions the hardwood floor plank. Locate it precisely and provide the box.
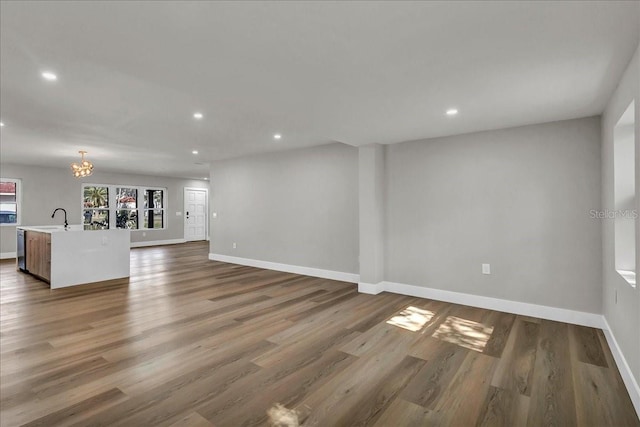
[434,351,499,426]
[476,386,530,427]
[233,289,326,322]
[201,349,357,426]
[285,289,359,322]
[168,412,215,427]
[572,361,640,426]
[527,320,578,427]
[90,360,261,427]
[2,372,121,426]
[340,322,416,358]
[517,315,542,324]
[253,326,358,369]
[329,355,426,427]
[569,324,609,368]
[69,341,274,426]
[483,311,516,358]
[298,349,418,426]
[309,285,356,303]
[571,329,640,426]
[19,388,127,427]
[4,356,112,405]
[491,318,539,396]
[345,294,418,332]
[402,338,469,409]
[372,398,440,427]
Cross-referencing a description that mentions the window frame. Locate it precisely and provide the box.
[81,183,167,231]
[83,185,110,230]
[115,187,139,230]
[0,178,22,227]
[142,188,166,230]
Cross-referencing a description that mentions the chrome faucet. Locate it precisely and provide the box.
[51,208,69,230]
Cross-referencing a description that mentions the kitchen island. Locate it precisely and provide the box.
[17,225,130,289]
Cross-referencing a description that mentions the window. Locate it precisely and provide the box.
[116,187,138,229]
[82,184,166,231]
[0,178,20,225]
[83,186,110,230]
[144,189,164,229]
[614,101,636,287]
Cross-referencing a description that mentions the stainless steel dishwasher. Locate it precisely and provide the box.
[17,228,27,272]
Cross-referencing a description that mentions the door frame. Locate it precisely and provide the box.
[183,187,209,241]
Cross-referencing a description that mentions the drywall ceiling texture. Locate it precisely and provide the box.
[385,116,603,314]
[601,43,640,389]
[0,1,638,177]
[0,163,208,254]
[209,143,358,275]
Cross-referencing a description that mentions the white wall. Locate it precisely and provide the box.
[385,117,603,314]
[209,143,359,275]
[602,44,640,388]
[0,163,209,255]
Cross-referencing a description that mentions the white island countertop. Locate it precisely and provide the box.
[18,225,130,289]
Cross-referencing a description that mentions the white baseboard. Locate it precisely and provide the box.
[0,251,16,260]
[131,239,187,248]
[358,281,385,294]
[602,317,640,417]
[208,253,359,283]
[380,281,605,328]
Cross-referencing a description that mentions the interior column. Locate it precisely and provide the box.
[358,144,385,294]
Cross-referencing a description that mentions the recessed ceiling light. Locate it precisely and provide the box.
[273,134,282,140]
[204,177,209,180]
[41,71,58,81]
[192,150,199,155]
[446,108,458,116]
[0,122,4,127]
[193,112,203,119]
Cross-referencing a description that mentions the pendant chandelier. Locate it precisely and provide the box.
[71,150,94,178]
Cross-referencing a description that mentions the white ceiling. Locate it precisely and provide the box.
[1,1,638,179]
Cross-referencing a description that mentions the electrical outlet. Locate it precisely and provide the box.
[233,242,237,249]
[482,264,491,275]
[142,232,146,237]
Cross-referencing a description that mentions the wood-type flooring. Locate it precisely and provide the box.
[1,242,638,426]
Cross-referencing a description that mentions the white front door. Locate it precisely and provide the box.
[184,188,207,241]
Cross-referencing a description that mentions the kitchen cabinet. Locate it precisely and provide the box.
[25,231,51,282]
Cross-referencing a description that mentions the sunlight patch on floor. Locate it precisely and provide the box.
[387,306,435,332]
[432,315,493,352]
